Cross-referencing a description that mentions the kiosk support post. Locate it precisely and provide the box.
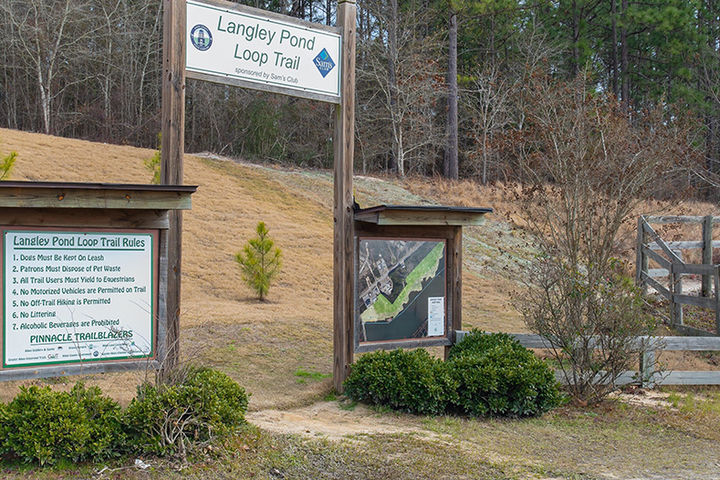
[160,0,187,376]
[333,0,356,393]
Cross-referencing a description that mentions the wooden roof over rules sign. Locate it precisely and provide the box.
[186,0,342,103]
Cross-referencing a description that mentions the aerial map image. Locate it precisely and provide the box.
[356,238,446,344]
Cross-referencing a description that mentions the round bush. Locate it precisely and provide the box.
[447,332,563,417]
[447,330,528,360]
[0,383,122,465]
[344,333,562,418]
[343,349,454,415]
[123,366,249,456]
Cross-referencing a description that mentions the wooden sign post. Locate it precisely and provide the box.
[161,0,356,387]
[159,0,493,393]
[160,0,187,375]
[332,0,356,393]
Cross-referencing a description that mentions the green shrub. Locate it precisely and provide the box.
[343,349,454,415]
[0,401,8,456]
[0,150,16,180]
[0,383,122,465]
[447,330,528,360]
[123,366,249,457]
[447,332,563,417]
[344,333,562,418]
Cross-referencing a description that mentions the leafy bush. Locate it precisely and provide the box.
[123,366,249,457]
[344,349,455,415]
[344,333,562,418]
[0,383,122,465]
[447,332,563,417]
[447,330,528,360]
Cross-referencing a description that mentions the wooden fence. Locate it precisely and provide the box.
[453,215,720,387]
[636,215,720,335]
[455,331,720,386]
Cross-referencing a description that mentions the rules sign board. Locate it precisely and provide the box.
[2,230,157,369]
[186,0,342,103]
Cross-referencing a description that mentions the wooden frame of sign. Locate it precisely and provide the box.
[161,0,355,387]
[351,205,491,358]
[0,182,195,381]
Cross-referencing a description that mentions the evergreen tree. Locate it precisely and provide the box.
[0,151,17,180]
[144,133,161,184]
[235,222,282,301]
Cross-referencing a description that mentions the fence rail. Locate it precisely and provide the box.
[636,215,720,333]
[455,331,720,386]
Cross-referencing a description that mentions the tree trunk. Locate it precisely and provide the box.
[620,0,629,108]
[444,10,459,180]
[611,0,619,97]
[572,1,580,76]
[388,0,399,174]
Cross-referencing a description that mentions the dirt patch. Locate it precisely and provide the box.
[611,390,676,409]
[247,401,428,440]
[247,398,720,480]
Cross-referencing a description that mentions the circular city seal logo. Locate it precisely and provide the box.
[190,24,213,51]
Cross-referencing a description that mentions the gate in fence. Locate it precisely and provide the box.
[478,215,720,387]
[636,215,720,335]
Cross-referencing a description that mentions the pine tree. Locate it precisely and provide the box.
[235,222,282,301]
[144,133,161,184]
[0,137,17,180]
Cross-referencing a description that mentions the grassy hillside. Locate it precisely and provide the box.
[2,127,718,407]
[0,128,528,408]
[3,128,720,479]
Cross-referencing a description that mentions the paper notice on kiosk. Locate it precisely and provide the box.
[427,297,445,337]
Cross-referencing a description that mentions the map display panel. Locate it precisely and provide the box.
[356,238,446,344]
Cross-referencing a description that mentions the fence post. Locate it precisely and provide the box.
[715,266,720,335]
[703,215,713,297]
[670,251,683,326]
[639,348,656,388]
[636,216,647,293]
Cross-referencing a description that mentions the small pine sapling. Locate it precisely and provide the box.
[144,133,161,184]
[0,142,17,180]
[235,222,282,301]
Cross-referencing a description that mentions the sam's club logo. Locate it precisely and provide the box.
[313,48,335,78]
[190,24,212,51]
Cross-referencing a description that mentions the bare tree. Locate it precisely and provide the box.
[465,64,514,184]
[1,0,99,135]
[443,8,458,180]
[515,72,699,404]
[356,0,445,176]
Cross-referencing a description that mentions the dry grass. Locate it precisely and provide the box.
[1,127,718,407]
[402,176,720,266]
[0,128,538,407]
[3,128,720,479]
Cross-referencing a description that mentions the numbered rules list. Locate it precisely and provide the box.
[2,230,157,368]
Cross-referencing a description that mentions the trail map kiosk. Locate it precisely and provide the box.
[353,206,491,354]
[0,182,195,381]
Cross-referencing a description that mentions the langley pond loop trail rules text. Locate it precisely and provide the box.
[3,230,156,369]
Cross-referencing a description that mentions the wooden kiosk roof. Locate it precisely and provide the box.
[354,204,493,226]
[0,181,197,210]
